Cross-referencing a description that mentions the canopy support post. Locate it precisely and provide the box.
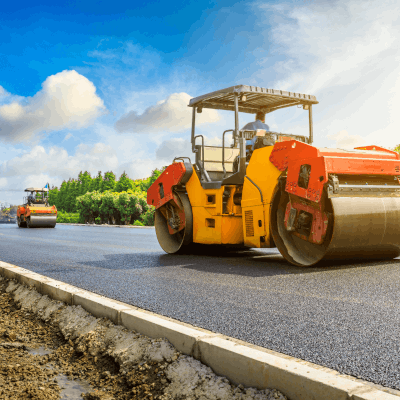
[191,107,196,153]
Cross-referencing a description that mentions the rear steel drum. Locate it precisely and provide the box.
[27,215,57,228]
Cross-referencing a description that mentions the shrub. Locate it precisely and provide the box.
[140,207,155,226]
[76,191,102,223]
[74,188,155,226]
[132,220,144,226]
[57,212,81,223]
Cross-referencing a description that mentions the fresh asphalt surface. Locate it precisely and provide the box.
[1,224,400,390]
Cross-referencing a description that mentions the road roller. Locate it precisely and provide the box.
[17,187,57,228]
[147,85,400,266]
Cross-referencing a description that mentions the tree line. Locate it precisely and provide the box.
[48,169,163,225]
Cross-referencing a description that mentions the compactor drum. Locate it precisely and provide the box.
[147,85,400,266]
[17,188,57,228]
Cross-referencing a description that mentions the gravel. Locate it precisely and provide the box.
[1,224,400,391]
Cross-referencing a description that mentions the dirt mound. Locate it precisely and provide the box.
[0,277,288,399]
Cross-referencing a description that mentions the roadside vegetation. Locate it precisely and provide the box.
[48,169,164,226]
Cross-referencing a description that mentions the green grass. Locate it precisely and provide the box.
[56,212,83,224]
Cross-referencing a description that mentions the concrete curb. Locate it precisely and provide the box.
[0,260,398,400]
[56,223,154,229]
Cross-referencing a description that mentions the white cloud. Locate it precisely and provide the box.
[326,130,365,149]
[115,92,220,133]
[0,86,8,97]
[0,143,118,181]
[258,0,400,149]
[0,178,8,188]
[118,158,167,181]
[64,133,73,141]
[155,138,192,160]
[0,70,106,142]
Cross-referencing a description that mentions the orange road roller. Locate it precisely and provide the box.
[17,187,57,228]
[147,85,400,266]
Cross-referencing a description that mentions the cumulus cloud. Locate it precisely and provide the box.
[0,143,118,181]
[258,0,400,149]
[156,138,192,160]
[0,86,8,97]
[118,158,167,181]
[326,130,365,149]
[0,177,8,188]
[115,92,220,133]
[0,70,106,142]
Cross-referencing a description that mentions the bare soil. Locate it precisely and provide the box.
[0,278,170,399]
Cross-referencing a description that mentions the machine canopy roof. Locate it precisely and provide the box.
[188,85,318,114]
[25,187,49,192]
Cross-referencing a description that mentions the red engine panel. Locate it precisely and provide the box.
[270,140,400,203]
[147,162,191,209]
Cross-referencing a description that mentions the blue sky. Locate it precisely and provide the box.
[1,0,400,205]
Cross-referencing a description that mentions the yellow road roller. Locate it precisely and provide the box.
[147,85,400,266]
[17,187,57,228]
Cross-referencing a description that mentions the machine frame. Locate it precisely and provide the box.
[188,85,318,188]
[147,85,400,267]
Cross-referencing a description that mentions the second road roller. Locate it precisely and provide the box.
[147,85,400,266]
[17,187,57,228]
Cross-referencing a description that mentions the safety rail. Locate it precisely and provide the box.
[222,129,234,178]
[193,135,211,182]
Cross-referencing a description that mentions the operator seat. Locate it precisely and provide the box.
[232,133,276,174]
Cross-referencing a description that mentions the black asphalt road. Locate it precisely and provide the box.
[1,223,400,390]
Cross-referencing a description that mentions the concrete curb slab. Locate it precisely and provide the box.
[121,309,214,356]
[0,260,398,400]
[41,280,80,305]
[73,291,132,325]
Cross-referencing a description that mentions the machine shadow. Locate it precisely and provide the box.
[163,247,400,276]
[77,246,400,278]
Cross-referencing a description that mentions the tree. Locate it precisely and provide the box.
[58,181,68,211]
[148,168,164,188]
[102,171,116,192]
[76,191,102,223]
[394,144,400,154]
[78,171,93,195]
[140,206,155,226]
[99,191,119,224]
[65,179,79,212]
[115,171,133,192]
[90,171,103,192]
[138,167,165,191]
[48,186,59,207]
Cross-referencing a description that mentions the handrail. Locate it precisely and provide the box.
[245,175,263,203]
[222,129,234,178]
[173,157,192,164]
[194,135,211,182]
